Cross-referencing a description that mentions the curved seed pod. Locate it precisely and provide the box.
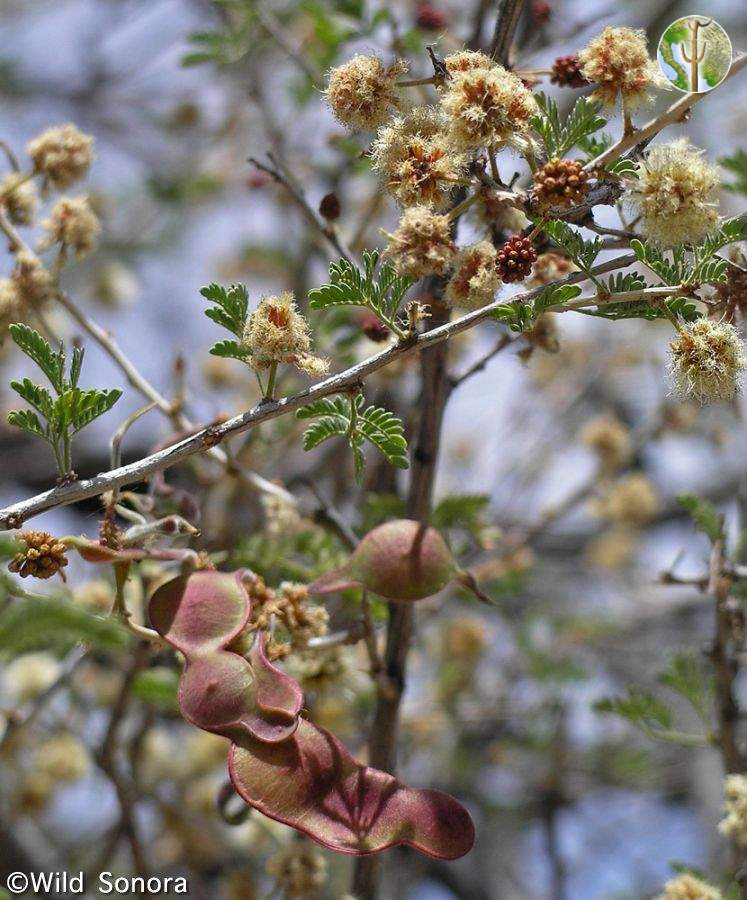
[149,570,303,744]
[229,718,475,859]
[309,519,457,601]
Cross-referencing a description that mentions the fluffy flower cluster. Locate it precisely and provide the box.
[371,106,467,209]
[26,123,94,190]
[593,473,659,527]
[579,414,632,472]
[578,26,666,108]
[444,241,499,309]
[8,530,68,580]
[40,196,101,258]
[242,292,329,378]
[719,773,747,847]
[655,873,722,900]
[627,139,720,249]
[668,320,745,405]
[440,50,538,151]
[247,577,329,659]
[383,205,455,277]
[0,172,38,226]
[325,54,407,130]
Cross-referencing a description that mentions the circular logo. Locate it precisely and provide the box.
[658,17,732,93]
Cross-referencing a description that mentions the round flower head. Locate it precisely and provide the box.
[444,241,500,309]
[579,414,632,472]
[12,250,54,307]
[242,291,328,377]
[579,26,666,109]
[40,196,101,259]
[26,123,94,190]
[719,774,747,848]
[627,139,719,249]
[325,54,407,130]
[0,277,21,338]
[655,873,722,900]
[440,62,538,151]
[383,205,456,277]
[668,319,745,404]
[443,49,495,75]
[371,106,468,209]
[0,172,38,226]
[593,473,658,527]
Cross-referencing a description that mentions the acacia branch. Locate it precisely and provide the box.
[0,253,636,529]
[586,53,747,173]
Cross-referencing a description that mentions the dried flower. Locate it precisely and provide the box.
[440,61,538,151]
[34,734,91,782]
[593,473,658,527]
[26,123,94,190]
[242,291,328,377]
[2,652,61,703]
[325,55,407,130]
[496,235,537,282]
[533,158,589,213]
[383,205,455,277]
[719,774,747,847]
[578,26,666,108]
[668,320,745,404]
[9,530,68,579]
[0,173,38,226]
[550,54,588,88]
[627,139,720,249]
[40,196,101,258]
[528,251,577,287]
[655,873,722,900]
[371,106,468,209]
[444,241,500,309]
[579,414,632,472]
[266,843,327,899]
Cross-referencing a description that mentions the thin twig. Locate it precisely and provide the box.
[0,253,638,529]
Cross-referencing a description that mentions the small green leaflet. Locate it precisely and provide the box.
[533,282,583,313]
[296,394,408,483]
[594,689,673,733]
[677,493,724,543]
[531,93,606,159]
[632,217,747,290]
[542,219,602,273]
[309,250,412,338]
[200,282,253,361]
[7,325,122,477]
[690,215,747,283]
